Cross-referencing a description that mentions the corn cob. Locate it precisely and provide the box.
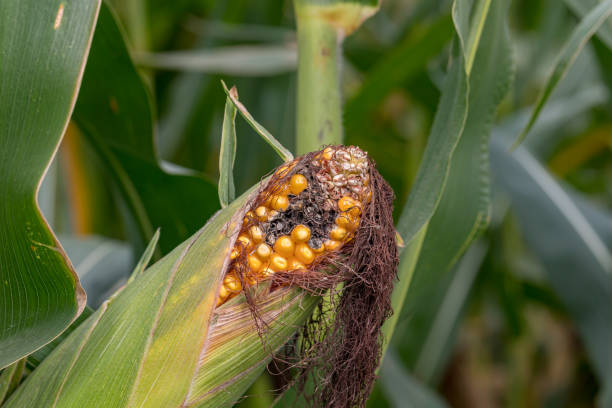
[217,145,372,306]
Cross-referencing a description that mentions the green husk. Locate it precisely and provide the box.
[5,184,315,408]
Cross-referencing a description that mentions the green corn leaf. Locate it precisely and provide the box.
[218,89,238,208]
[5,185,317,408]
[513,0,612,147]
[0,359,25,404]
[384,0,508,348]
[72,4,220,255]
[0,0,99,369]
[221,81,294,162]
[129,229,160,282]
[392,0,513,369]
[491,137,612,406]
[564,0,612,49]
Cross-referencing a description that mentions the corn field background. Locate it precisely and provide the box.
[2,0,612,406]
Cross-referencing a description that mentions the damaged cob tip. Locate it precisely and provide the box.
[217,145,398,408]
[217,145,372,306]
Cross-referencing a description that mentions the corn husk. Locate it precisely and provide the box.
[5,184,317,408]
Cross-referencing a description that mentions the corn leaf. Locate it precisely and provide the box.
[136,45,297,76]
[221,81,294,162]
[384,0,508,346]
[390,0,513,368]
[513,0,612,147]
[0,0,100,369]
[218,89,238,208]
[72,4,220,255]
[564,0,612,49]
[491,136,612,406]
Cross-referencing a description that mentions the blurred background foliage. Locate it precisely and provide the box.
[37,0,612,406]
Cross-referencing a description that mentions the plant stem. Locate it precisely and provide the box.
[294,2,344,154]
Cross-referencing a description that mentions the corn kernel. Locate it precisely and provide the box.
[337,213,359,231]
[311,243,325,254]
[270,253,288,271]
[323,147,334,160]
[324,239,341,251]
[255,206,268,221]
[224,274,241,292]
[330,225,348,241]
[230,247,240,260]
[274,236,295,258]
[243,211,255,225]
[338,196,361,212]
[291,225,311,243]
[261,267,275,278]
[271,195,289,211]
[237,235,252,249]
[219,285,229,299]
[295,243,315,265]
[255,243,272,260]
[289,174,308,195]
[248,254,263,271]
[289,258,306,271]
[249,225,264,243]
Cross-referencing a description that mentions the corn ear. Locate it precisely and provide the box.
[5,185,315,408]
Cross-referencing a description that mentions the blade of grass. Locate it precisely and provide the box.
[218,88,238,208]
[513,0,612,148]
[221,81,294,162]
[129,229,161,282]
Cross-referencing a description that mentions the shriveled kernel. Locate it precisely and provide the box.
[311,243,325,254]
[271,195,289,211]
[274,236,295,258]
[324,239,341,251]
[249,225,264,243]
[224,274,241,292]
[291,225,311,243]
[243,211,255,225]
[237,235,252,249]
[337,213,360,231]
[248,254,263,271]
[289,174,308,195]
[294,243,315,265]
[330,225,348,241]
[338,196,361,212]
[255,243,272,260]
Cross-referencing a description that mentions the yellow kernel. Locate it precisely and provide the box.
[248,254,263,271]
[243,211,255,225]
[330,225,348,241]
[338,196,361,212]
[261,268,275,278]
[237,235,252,249]
[324,239,341,251]
[271,195,289,211]
[255,206,268,220]
[289,174,308,195]
[255,243,272,260]
[249,225,264,243]
[270,253,288,271]
[311,242,325,254]
[323,147,334,160]
[276,162,296,176]
[291,225,311,243]
[274,236,295,258]
[294,243,315,265]
[230,247,240,260]
[337,213,359,231]
[224,274,241,292]
[289,258,306,271]
[219,285,229,299]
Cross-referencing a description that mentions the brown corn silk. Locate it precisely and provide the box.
[219,145,398,408]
